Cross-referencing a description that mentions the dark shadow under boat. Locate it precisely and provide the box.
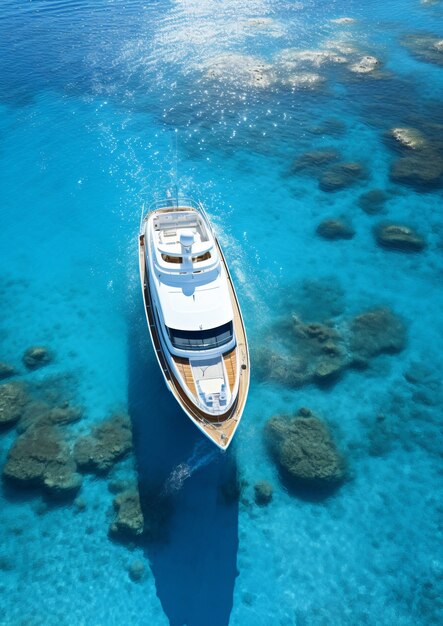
[127,304,239,626]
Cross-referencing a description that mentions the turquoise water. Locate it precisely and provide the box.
[1,0,443,624]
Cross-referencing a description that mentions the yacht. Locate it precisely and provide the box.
[138,195,249,450]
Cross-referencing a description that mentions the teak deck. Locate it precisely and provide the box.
[138,218,249,449]
[174,357,197,396]
[222,347,237,392]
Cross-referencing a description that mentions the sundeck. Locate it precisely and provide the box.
[138,196,249,449]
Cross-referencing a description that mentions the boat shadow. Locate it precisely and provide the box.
[128,308,239,626]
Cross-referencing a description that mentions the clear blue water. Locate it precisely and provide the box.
[1,0,443,624]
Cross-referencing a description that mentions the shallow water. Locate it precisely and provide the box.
[1,1,442,624]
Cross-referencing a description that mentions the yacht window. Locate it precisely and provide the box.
[161,254,182,264]
[161,251,211,264]
[167,321,233,351]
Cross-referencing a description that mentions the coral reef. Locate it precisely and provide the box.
[276,48,347,69]
[349,308,407,361]
[319,162,367,191]
[316,219,355,240]
[401,33,443,67]
[255,316,348,387]
[202,53,275,89]
[386,125,443,188]
[291,149,340,174]
[389,153,443,189]
[293,318,347,379]
[74,413,133,473]
[0,381,28,427]
[3,424,82,496]
[197,42,385,95]
[348,55,380,74]
[358,189,388,214]
[22,346,53,370]
[390,150,443,188]
[128,559,146,582]
[374,223,426,251]
[265,409,346,493]
[109,488,144,539]
[254,481,273,505]
[274,48,346,93]
[17,401,83,433]
[0,363,16,380]
[313,358,345,383]
[388,127,429,150]
[255,305,406,388]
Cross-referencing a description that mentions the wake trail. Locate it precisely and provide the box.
[162,440,219,495]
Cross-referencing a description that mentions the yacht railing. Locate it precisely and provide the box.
[148,194,199,210]
[139,192,211,230]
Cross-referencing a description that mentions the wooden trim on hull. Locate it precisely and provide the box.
[139,229,250,450]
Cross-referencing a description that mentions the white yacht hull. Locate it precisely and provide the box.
[138,202,249,450]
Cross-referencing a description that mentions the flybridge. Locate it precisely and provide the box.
[152,209,220,277]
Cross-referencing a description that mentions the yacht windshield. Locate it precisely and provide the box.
[167,321,233,351]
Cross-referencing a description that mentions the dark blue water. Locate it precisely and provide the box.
[0,1,442,624]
